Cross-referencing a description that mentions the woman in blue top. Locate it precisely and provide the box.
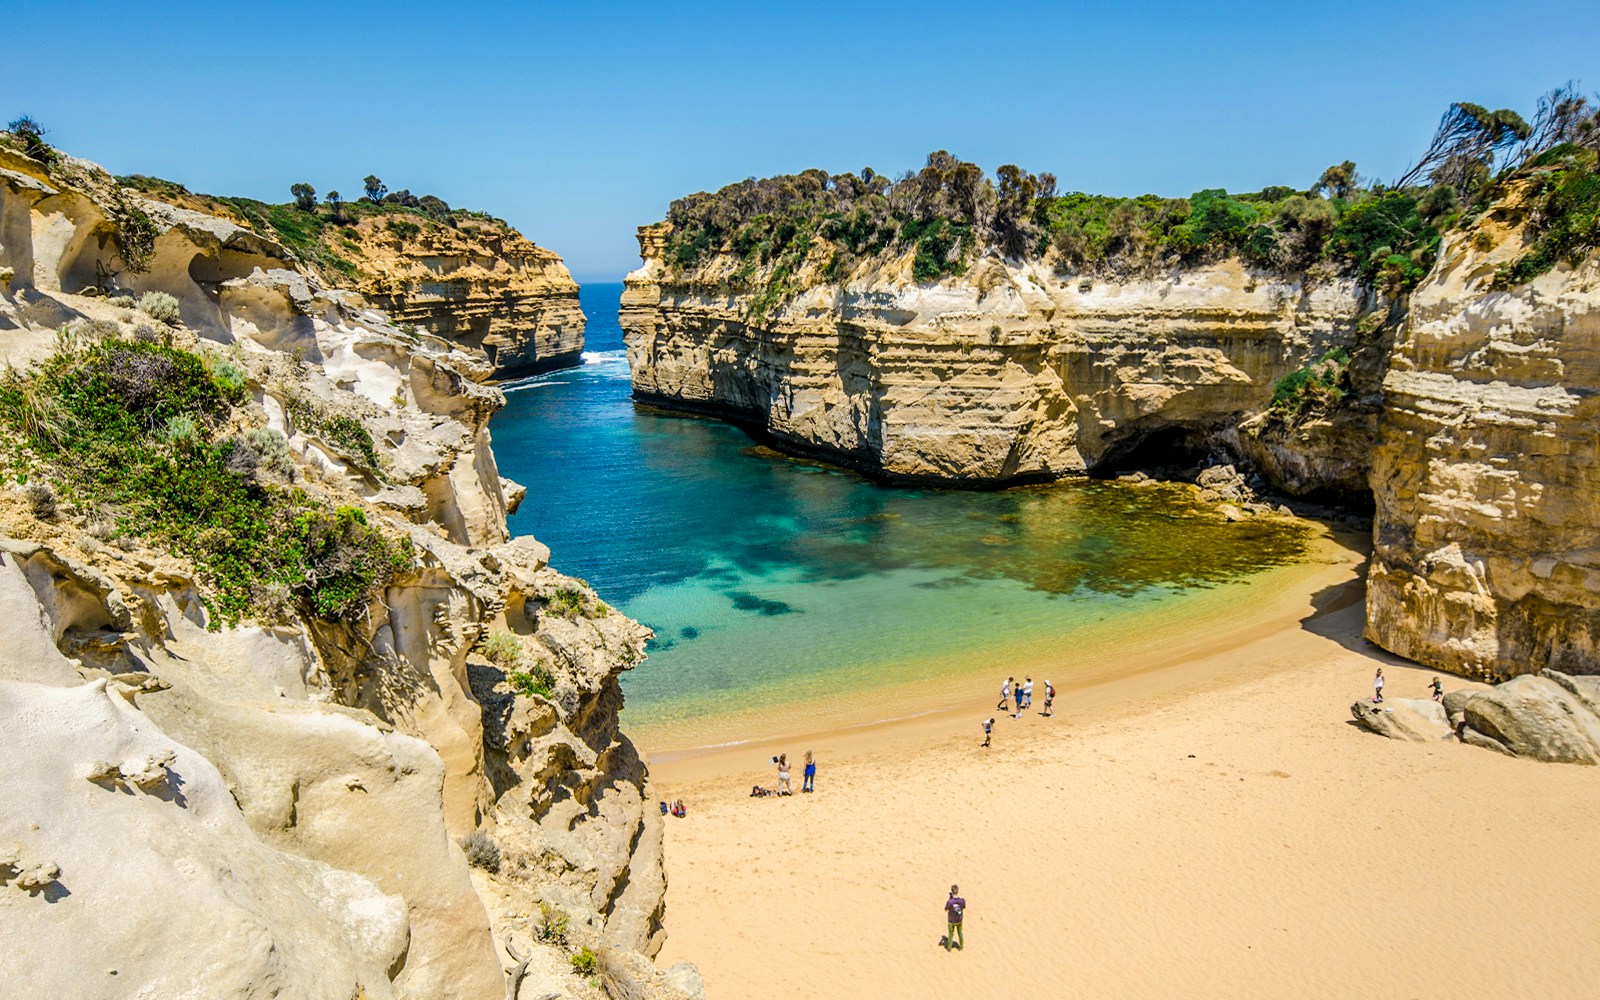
[802,750,816,793]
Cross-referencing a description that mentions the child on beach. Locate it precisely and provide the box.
[1042,680,1055,717]
[776,753,792,795]
[1022,677,1034,710]
[1374,667,1386,704]
[981,718,993,748]
[943,885,966,950]
[1430,677,1444,702]
[1012,680,1024,718]
[998,677,1012,712]
[802,751,816,793]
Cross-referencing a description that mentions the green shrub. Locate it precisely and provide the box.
[0,341,412,625]
[1270,349,1351,422]
[478,631,523,667]
[1494,148,1600,288]
[7,115,57,166]
[508,665,556,699]
[545,587,587,618]
[138,291,182,325]
[110,197,159,274]
[203,354,248,399]
[108,294,136,308]
[569,947,597,975]
[283,394,381,472]
[537,902,570,945]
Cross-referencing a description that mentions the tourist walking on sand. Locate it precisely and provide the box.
[1023,677,1034,711]
[943,885,966,951]
[981,717,994,748]
[1373,667,1385,704]
[1042,680,1055,717]
[998,677,1012,712]
[1430,677,1444,702]
[776,753,792,795]
[1012,679,1024,718]
[802,751,816,793]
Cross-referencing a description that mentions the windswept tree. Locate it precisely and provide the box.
[1396,102,1531,193]
[1315,161,1358,200]
[6,114,56,165]
[290,182,317,211]
[1512,83,1600,165]
[325,190,344,223]
[363,174,386,202]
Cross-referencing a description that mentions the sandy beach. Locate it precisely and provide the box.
[646,533,1600,998]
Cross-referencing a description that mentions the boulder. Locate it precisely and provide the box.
[1350,698,1453,742]
[1457,672,1600,764]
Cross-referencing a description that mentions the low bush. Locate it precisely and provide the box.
[459,830,500,872]
[1270,349,1351,422]
[477,631,522,667]
[1493,146,1600,288]
[544,587,587,619]
[138,290,182,325]
[508,665,556,699]
[569,947,597,976]
[0,341,412,625]
[537,902,570,945]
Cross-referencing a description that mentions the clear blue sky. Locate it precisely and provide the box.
[8,1,1596,282]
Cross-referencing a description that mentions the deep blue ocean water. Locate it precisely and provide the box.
[492,284,1309,746]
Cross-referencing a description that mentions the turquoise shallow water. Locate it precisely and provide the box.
[493,284,1310,743]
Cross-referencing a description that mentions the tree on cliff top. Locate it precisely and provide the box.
[290,183,317,211]
[1396,102,1530,193]
[362,175,385,202]
[6,114,57,166]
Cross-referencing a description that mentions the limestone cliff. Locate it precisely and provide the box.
[117,174,586,379]
[1366,185,1600,681]
[623,223,1376,486]
[0,140,692,998]
[339,215,586,379]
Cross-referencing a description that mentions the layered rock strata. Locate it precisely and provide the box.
[623,223,1374,486]
[0,142,689,998]
[1367,202,1600,680]
[343,217,586,378]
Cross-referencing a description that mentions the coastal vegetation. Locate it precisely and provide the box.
[0,338,412,626]
[660,87,1600,303]
[116,170,512,287]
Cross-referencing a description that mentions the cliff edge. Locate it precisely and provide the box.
[0,135,691,998]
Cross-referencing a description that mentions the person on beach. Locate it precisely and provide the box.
[944,885,966,950]
[776,754,792,795]
[982,717,994,748]
[802,751,816,793]
[1012,680,1024,718]
[1022,677,1034,711]
[1373,667,1386,704]
[1430,677,1444,702]
[998,677,1012,712]
[1042,680,1055,717]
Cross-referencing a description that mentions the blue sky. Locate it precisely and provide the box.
[8,1,1597,282]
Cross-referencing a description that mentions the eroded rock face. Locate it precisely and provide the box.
[1349,697,1453,742]
[0,142,683,998]
[1366,208,1600,680]
[623,224,1372,484]
[342,217,586,378]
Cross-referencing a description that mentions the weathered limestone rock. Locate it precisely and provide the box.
[623,223,1371,484]
[1456,671,1600,764]
[341,216,585,378]
[1349,697,1453,741]
[0,141,682,997]
[1366,198,1600,680]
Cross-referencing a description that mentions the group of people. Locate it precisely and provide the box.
[1371,667,1445,704]
[981,675,1055,747]
[751,751,816,797]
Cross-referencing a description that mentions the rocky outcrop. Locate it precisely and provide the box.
[1366,193,1600,681]
[623,223,1374,485]
[340,216,586,378]
[0,140,688,997]
[1349,697,1453,742]
[1453,670,1600,764]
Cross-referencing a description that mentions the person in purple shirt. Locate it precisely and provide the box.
[944,885,966,950]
